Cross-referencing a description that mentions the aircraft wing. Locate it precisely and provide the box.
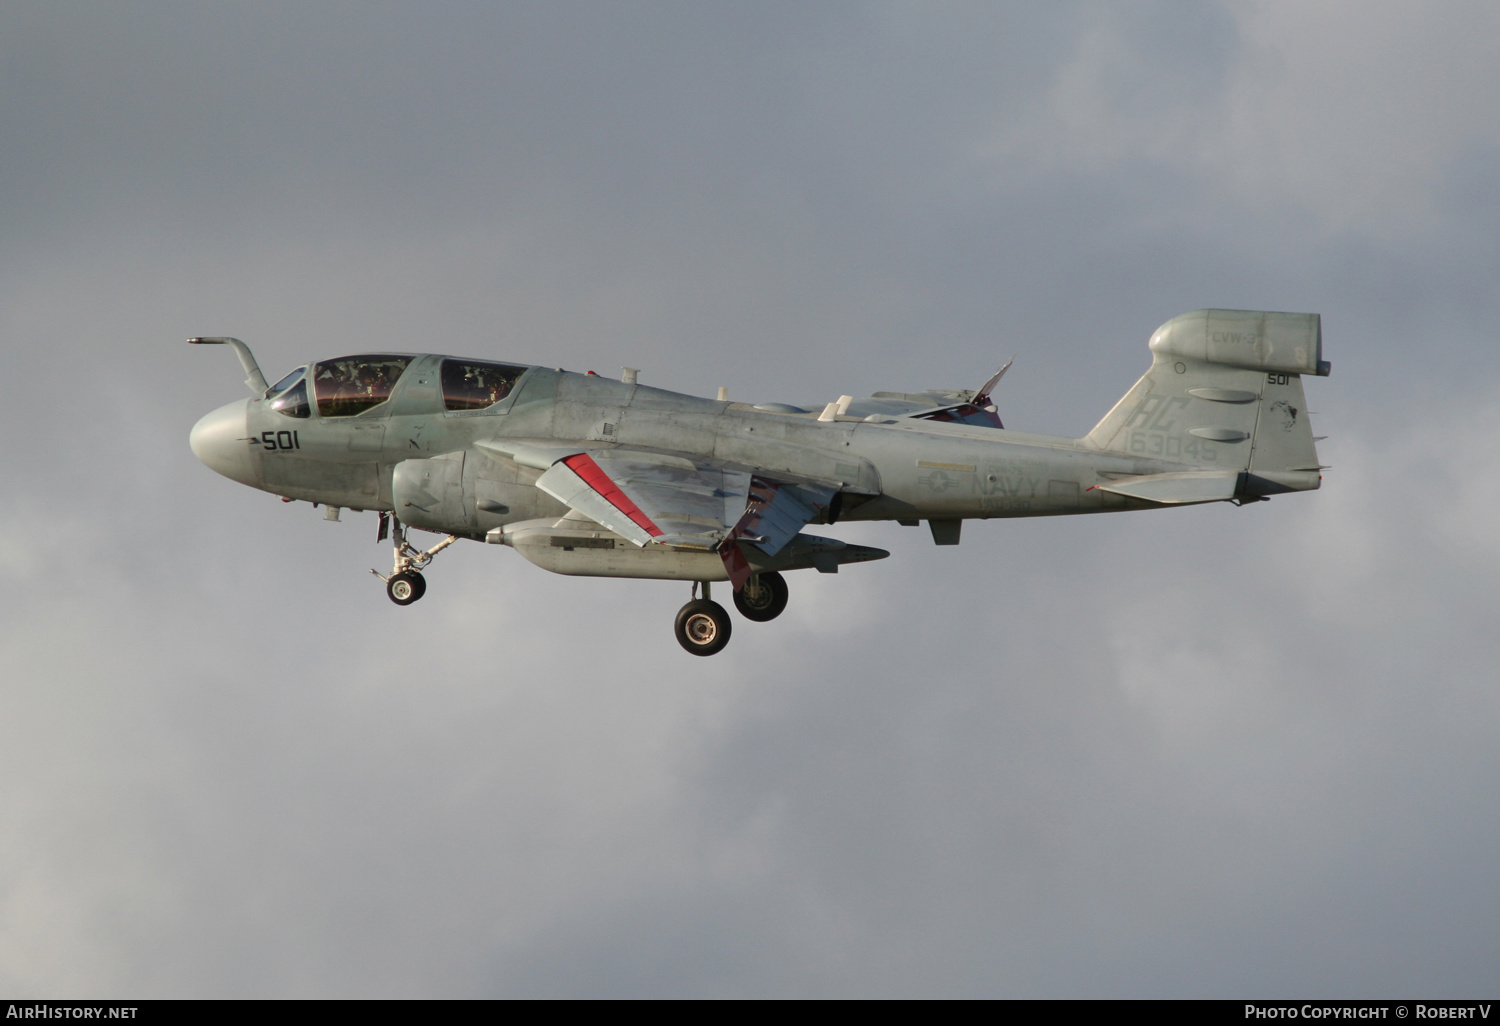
[476,440,837,585]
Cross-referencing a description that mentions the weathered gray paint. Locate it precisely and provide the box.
[190,309,1328,586]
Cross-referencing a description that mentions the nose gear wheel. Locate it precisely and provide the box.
[386,571,426,605]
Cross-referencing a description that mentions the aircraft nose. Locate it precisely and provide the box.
[189,399,258,487]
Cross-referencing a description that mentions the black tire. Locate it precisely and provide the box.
[387,571,425,605]
[674,599,732,656]
[733,571,789,622]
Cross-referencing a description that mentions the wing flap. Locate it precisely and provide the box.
[719,476,838,589]
[729,477,835,555]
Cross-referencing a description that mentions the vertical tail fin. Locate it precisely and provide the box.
[1085,310,1329,496]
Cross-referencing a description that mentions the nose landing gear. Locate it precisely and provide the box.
[674,581,732,656]
[371,513,456,606]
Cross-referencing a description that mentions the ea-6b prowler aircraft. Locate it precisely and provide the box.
[189,309,1329,655]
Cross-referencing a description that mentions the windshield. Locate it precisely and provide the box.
[313,356,412,417]
[441,359,527,411]
[266,368,304,396]
[270,378,310,418]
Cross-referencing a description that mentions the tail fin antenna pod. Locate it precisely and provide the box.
[188,336,270,396]
[1085,310,1328,497]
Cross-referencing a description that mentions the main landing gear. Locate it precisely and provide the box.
[675,582,732,656]
[733,570,789,622]
[371,513,457,607]
[673,571,789,656]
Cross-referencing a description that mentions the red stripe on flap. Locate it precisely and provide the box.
[562,453,663,537]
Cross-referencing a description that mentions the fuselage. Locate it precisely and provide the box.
[187,311,1327,655]
[190,352,1205,536]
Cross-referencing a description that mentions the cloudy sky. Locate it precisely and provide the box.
[3,1,1500,998]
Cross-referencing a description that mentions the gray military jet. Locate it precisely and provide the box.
[189,309,1329,655]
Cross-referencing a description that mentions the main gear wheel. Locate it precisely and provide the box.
[674,599,732,656]
[733,571,789,622]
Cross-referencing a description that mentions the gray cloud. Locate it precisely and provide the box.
[2,0,1499,997]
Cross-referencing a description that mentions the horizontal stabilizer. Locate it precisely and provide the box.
[850,391,1003,429]
[1092,471,1240,505]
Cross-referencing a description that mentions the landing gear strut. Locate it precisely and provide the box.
[732,571,788,622]
[371,513,456,606]
[675,581,732,656]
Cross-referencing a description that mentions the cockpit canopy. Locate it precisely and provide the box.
[267,355,531,419]
[314,356,412,417]
[440,359,526,411]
